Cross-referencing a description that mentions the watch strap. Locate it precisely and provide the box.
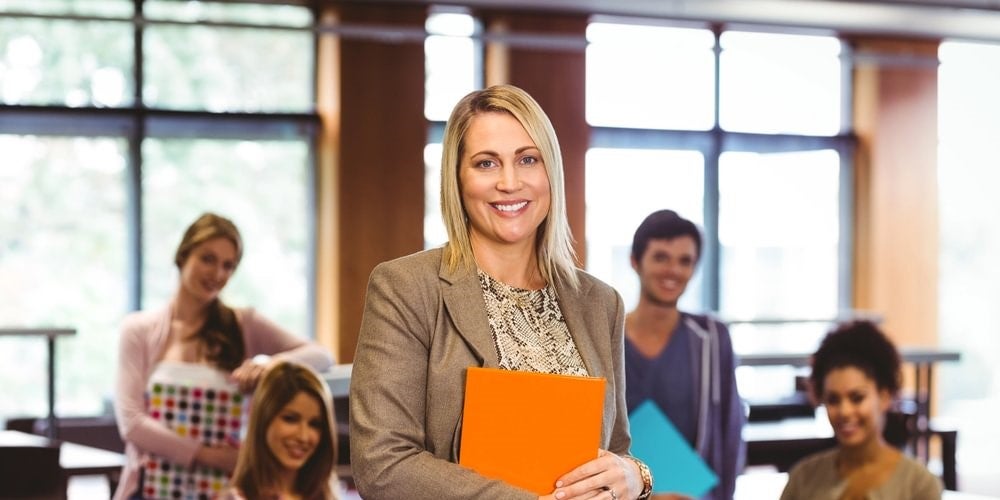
[624,455,653,500]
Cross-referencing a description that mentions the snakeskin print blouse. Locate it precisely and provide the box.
[478,269,588,376]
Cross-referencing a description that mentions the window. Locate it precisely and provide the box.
[0,135,128,417]
[424,143,447,248]
[425,10,478,122]
[585,148,705,312]
[718,150,842,353]
[938,40,1000,487]
[0,14,134,106]
[719,30,842,135]
[586,21,715,130]
[0,1,315,422]
[585,21,850,402]
[140,1,314,113]
[424,10,478,248]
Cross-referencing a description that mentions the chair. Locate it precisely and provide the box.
[882,408,958,490]
[881,408,915,451]
[0,445,67,499]
[5,415,123,495]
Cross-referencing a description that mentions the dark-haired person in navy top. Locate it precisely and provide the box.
[624,210,745,500]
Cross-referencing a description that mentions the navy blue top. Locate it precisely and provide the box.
[624,320,697,447]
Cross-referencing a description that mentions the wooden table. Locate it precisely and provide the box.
[0,430,124,480]
[0,327,75,438]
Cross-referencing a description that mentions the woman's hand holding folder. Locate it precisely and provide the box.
[546,450,643,500]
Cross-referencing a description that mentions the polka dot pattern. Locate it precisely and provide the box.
[142,380,246,499]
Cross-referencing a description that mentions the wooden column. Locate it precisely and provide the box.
[851,38,940,349]
[315,7,341,359]
[316,4,428,362]
[479,11,590,265]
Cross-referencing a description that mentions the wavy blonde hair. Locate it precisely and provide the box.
[439,84,579,290]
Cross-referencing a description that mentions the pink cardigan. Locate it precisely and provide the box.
[112,304,334,500]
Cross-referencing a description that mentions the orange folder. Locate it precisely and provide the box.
[459,366,606,495]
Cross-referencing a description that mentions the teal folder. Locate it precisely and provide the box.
[628,399,718,497]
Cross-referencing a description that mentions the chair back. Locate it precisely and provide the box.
[883,409,917,451]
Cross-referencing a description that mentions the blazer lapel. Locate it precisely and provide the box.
[439,259,604,374]
[440,258,500,367]
[555,275,604,378]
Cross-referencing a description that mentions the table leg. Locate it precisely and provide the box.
[47,335,57,439]
[924,364,936,463]
[912,362,935,464]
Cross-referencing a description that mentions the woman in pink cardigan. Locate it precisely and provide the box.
[113,213,333,500]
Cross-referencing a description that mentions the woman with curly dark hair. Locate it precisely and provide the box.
[780,320,942,500]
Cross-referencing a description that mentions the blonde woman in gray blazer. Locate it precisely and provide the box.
[349,85,652,500]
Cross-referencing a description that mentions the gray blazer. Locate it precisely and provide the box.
[349,247,630,500]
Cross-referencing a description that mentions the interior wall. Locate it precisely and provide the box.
[315,8,341,360]
[852,37,941,391]
[321,3,429,363]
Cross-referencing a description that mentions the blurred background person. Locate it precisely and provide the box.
[780,320,942,499]
[114,212,333,499]
[226,359,339,500]
[624,209,745,500]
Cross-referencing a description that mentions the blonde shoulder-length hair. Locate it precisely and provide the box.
[439,84,579,290]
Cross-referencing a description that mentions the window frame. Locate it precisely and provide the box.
[585,24,856,318]
[0,2,320,419]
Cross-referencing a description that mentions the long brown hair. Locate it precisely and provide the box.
[230,360,338,499]
[174,212,246,371]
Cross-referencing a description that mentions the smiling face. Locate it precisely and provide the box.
[822,366,891,449]
[266,391,323,473]
[459,111,551,254]
[178,236,238,304]
[632,236,698,308]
